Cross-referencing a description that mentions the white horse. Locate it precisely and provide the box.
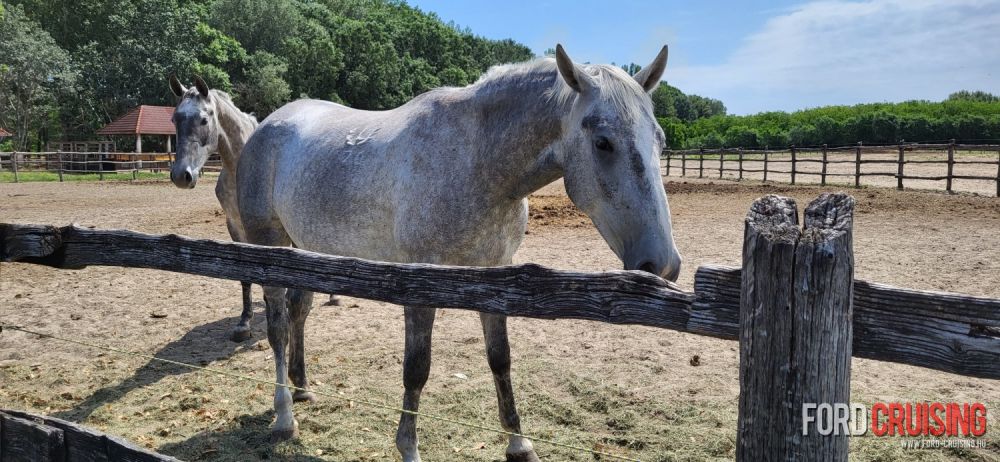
[168,76,260,341]
[237,45,681,461]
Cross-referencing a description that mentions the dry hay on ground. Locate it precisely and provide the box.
[0,179,997,461]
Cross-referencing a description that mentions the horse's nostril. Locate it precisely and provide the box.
[184,171,193,184]
[638,261,657,275]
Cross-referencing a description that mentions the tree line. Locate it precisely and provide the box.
[661,91,1000,149]
[0,0,537,150]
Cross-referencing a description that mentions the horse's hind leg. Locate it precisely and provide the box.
[263,285,297,442]
[395,306,437,462]
[286,288,316,402]
[481,313,539,462]
[240,205,296,440]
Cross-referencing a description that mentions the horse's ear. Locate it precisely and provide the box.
[194,75,210,98]
[169,74,186,97]
[555,44,594,93]
[633,45,668,93]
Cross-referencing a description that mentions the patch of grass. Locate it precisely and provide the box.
[0,171,168,182]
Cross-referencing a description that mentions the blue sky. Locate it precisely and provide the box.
[408,0,1000,115]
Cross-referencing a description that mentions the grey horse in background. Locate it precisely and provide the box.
[237,44,681,461]
[168,76,260,341]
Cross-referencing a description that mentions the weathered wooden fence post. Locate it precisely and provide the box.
[98,154,104,181]
[763,146,769,182]
[821,144,828,186]
[699,147,705,178]
[790,145,797,185]
[57,151,64,182]
[664,151,671,176]
[12,151,19,183]
[995,149,999,198]
[737,193,855,462]
[682,150,688,177]
[946,139,955,193]
[897,140,905,190]
[132,153,138,181]
[719,149,725,178]
[738,147,744,180]
[854,142,862,188]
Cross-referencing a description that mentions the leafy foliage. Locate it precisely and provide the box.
[673,96,1000,149]
[0,2,77,150]
[2,0,534,146]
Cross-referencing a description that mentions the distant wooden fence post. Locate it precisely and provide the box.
[132,153,138,181]
[897,140,905,190]
[98,154,104,181]
[738,147,744,180]
[763,146,769,182]
[57,151,64,182]
[681,150,688,177]
[719,149,725,178]
[995,149,999,198]
[12,151,19,183]
[790,145,797,185]
[821,144,828,186]
[699,147,705,178]
[946,139,955,193]
[854,142,863,188]
[737,193,854,462]
[664,151,671,176]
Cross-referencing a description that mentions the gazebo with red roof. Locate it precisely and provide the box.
[96,105,175,153]
[0,128,12,139]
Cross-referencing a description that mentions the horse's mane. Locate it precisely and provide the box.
[210,89,259,126]
[474,58,651,122]
[181,87,258,126]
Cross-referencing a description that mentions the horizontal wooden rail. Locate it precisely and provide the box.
[1,223,998,378]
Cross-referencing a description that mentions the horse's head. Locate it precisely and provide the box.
[551,45,681,281]
[168,75,219,189]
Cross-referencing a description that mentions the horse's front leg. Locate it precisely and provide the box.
[287,288,316,402]
[395,306,437,462]
[263,286,298,442]
[220,182,255,342]
[231,281,254,342]
[481,313,539,462]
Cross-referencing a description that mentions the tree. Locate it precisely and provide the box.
[0,3,76,150]
[235,52,292,116]
[947,90,1000,103]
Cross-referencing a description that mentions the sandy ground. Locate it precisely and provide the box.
[663,149,1000,197]
[0,178,998,461]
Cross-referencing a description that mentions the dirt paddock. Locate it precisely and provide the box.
[1,178,998,461]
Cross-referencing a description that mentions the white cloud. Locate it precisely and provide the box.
[668,0,1000,114]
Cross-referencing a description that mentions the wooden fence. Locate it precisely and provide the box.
[663,141,1000,196]
[0,409,178,461]
[0,151,223,182]
[1,192,998,460]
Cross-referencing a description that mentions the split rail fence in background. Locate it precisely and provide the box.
[0,151,223,182]
[663,141,1000,196]
[2,192,998,461]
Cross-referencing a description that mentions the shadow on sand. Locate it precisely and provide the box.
[54,305,266,422]
[156,411,327,462]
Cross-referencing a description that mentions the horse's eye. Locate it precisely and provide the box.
[594,136,613,152]
[201,118,208,125]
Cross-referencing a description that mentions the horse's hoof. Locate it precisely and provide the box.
[506,450,541,462]
[293,390,317,402]
[325,295,341,306]
[230,327,252,342]
[270,423,299,443]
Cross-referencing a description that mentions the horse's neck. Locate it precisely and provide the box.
[214,97,255,174]
[458,73,568,201]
